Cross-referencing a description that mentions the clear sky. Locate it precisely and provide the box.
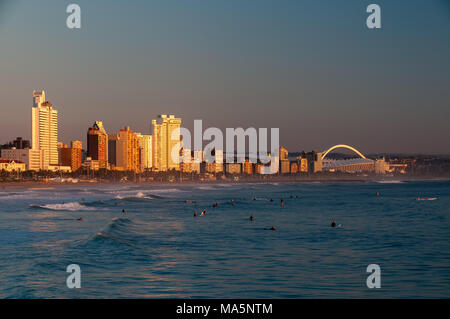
[0,0,449,154]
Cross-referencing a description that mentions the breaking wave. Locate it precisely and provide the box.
[29,202,96,211]
[114,192,163,200]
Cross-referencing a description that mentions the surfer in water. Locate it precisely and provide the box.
[280,198,284,207]
[122,209,126,214]
[77,217,83,221]
[194,211,197,217]
[331,221,342,228]
[200,209,207,216]
[249,215,255,221]
[270,226,276,231]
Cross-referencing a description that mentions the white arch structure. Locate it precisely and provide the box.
[321,144,366,160]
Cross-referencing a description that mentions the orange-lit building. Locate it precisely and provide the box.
[116,126,141,172]
[299,158,308,173]
[290,162,298,174]
[87,122,108,169]
[280,146,288,161]
[243,159,253,174]
[59,143,82,172]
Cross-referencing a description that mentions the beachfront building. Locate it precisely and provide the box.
[0,148,44,171]
[180,148,193,173]
[115,126,140,172]
[290,162,299,174]
[59,143,82,172]
[300,151,323,173]
[82,157,100,171]
[299,157,308,173]
[226,163,241,175]
[205,149,224,174]
[280,160,290,174]
[32,90,58,169]
[108,134,118,168]
[0,159,26,172]
[135,133,152,171]
[243,159,253,175]
[152,115,181,171]
[87,121,109,170]
[191,150,202,173]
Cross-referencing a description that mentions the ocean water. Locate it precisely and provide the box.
[0,181,449,298]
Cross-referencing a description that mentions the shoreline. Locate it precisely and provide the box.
[1,176,449,190]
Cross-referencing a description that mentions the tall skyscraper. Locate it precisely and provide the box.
[108,134,118,168]
[135,133,152,171]
[87,121,108,169]
[152,115,181,171]
[116,126,140,172]
[32,90,58,169]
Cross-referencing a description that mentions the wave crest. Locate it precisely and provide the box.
[29,202,95,211]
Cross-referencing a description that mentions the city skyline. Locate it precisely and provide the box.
[1,88,450,157]
[0,0,449,154]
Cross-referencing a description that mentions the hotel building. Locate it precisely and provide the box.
[152,115,181,171]
[116,126,140,172]
[87,121,109,169]
[59,142,82,172]
[135,133,152,171]
[0,159,26,172]
[32,90,58,169]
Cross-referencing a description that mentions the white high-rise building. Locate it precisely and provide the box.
[152,115,181,171]
[32,90,58,169]
[135,133,153,171]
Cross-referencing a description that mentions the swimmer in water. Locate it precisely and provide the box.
[249,215,254,221]
[270,226,276,231]
[270,198,273,202]
[280,199,284,207]
[77,217,83,221]
[331,221,336,227]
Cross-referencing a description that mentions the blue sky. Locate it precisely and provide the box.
[0,0,449,153]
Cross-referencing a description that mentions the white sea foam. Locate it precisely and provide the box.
[32,202,95,211]
[115,192,154,200]
[376,180,404,184]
